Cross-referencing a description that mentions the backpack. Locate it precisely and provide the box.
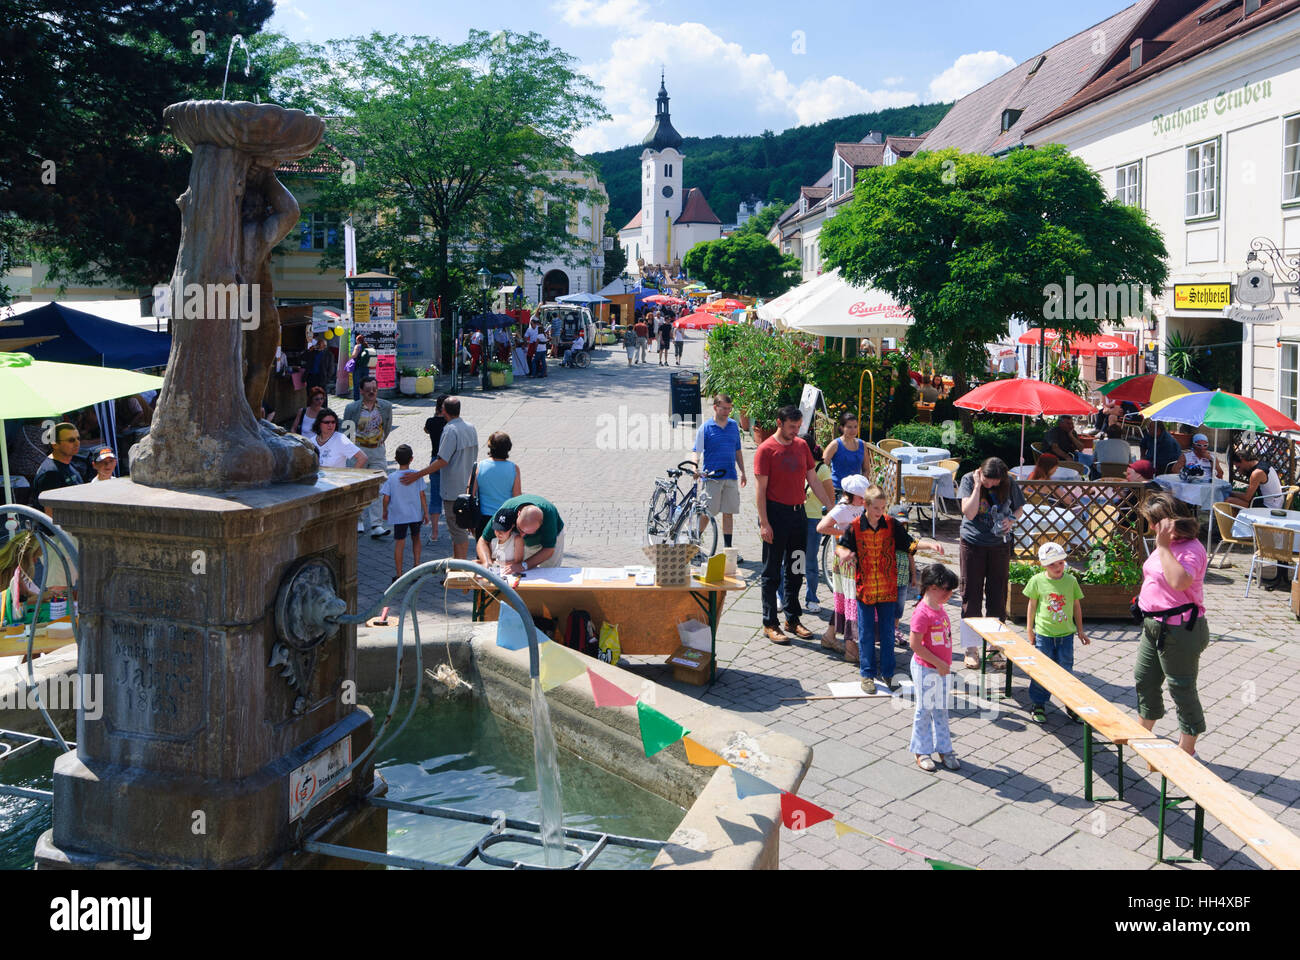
[563,610,597,657]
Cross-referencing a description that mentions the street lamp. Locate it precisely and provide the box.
[477,267,493,392]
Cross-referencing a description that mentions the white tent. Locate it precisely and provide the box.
[755,270,841,325]
[770,270,913,339]
[3,298,165,332]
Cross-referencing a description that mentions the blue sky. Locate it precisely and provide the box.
[269,0,1139,152]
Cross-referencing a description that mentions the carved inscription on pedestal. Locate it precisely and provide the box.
[104,618,206,740]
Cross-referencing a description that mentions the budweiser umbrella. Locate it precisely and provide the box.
[954,378,1095,466]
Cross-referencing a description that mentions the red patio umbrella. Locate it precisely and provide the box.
[1057,334,1138,357]
[954,378,1095,466]
[675,311,737,330]
[644,294,685,305]
[703,298,745,313]
[1017,329,1061,345]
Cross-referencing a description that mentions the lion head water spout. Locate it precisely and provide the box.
[131,100,322,490]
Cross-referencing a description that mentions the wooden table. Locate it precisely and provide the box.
[446,568,747,681]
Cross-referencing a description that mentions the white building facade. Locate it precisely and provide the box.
[1028,3,1300,420]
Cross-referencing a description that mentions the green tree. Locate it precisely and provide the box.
[820,145,1169,404]
[602,221,628,287]
[738,201,789,237]
[0,1,277,292]
[304,31,609,306]
[684,233,800,298]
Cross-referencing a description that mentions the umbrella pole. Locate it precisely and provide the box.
[1,417,11,505]
[1020,415,1026,467]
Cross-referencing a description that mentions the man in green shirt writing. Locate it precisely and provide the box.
[479,494,566,574]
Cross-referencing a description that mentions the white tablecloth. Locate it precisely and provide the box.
[902,463,955,499]
[1011,465,1082,482]
[892,446,950,465]
[1231,508,1300,552]
[1019,503,1091,553]
[1152,475,1232,510]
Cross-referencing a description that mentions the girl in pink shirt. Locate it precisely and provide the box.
[908,563,961,772]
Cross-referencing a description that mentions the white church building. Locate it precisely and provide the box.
[618,75,723,274]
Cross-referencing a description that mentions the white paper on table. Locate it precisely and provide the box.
[582,567,632,581]
[518,567,584,585]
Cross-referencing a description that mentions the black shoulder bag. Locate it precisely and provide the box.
[453,460,480,531]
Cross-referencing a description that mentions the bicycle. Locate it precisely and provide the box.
[645,459,722,565]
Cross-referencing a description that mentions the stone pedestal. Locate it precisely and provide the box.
[35,469,386,869]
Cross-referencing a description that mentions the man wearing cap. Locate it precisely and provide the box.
[1171,434,1223,479]
[89,448,118,483]
[479,494,565,574]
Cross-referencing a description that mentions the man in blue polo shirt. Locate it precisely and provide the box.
[693,393,747,552]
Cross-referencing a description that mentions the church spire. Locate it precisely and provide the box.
[643,69,683,151]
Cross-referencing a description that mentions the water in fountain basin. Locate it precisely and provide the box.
[531,676,566,867]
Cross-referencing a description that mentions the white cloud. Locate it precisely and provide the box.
[927,50,1016,102]
[274,0,310,21]
[882,75,906,87]
[558,4,921,153]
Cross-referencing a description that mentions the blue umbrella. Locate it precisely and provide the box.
[556,292,610,305]
[462,312,519,331]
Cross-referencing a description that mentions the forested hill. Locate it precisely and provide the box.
[588,102,952,231]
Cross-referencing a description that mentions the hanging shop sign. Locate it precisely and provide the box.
[1173,283,1231,311]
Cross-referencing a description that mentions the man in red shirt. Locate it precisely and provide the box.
[755,405,834,643]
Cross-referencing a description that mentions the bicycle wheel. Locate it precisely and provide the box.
[820,533,835,595]
[689,511,719,566]
[646,487,673,543]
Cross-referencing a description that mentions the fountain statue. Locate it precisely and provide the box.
[36,101,386,869]
[131,100,322,489]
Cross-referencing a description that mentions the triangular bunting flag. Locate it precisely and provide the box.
[538,641,585,692]
[780,792,835,831]
[495,604,530,651]
[832,819,866,838]
[731,767,781,799]
[636,701,688,758]
[682,736,729,767]
[925,858,976,871]
[587,668,638,708]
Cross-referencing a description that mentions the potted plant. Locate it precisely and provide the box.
[415,365,436,395]
[486,360,510,389]
[398,367,419,396]
[1006,537,1141,621]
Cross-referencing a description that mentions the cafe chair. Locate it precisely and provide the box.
[1250,485,1298,509]
[878,438,906,453]
[1029,441,1047,463]
[1244,524,1299,598]
[1054,460,1086,477]
[901,473,939,538]
[1210,502,1251,569]
[1098,461,1129,478]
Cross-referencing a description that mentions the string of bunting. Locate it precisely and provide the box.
[528,634,974,870]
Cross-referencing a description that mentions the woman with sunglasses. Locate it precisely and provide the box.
[311,408,367,468]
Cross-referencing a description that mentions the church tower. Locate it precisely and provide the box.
[640,71,683,267]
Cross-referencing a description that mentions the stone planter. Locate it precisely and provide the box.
[487,371,506,389]
[414,376,434,396]
[737,412,751,432]
[399,376,418,396]
[1006,581,1137,621]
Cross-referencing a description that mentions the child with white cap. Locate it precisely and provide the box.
[1021,541,1090,724]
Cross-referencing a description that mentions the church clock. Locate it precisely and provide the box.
[662,185,674,198]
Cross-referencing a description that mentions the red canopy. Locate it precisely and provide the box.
[954,379,1094,417]
[1059,334,1137,357]
[644,294,685,305]
[1018,329,1061,345]
[675,312,737,330]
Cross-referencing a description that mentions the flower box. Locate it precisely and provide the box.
[399,376,418,396]
[487,371,506,388]
[1006,581,1136,622]
[414,375,434,395]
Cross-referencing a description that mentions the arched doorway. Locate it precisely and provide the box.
[542,269,569,304]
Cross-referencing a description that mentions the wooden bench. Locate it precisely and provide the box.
[966,618,1153,803]
[966,617,1300,868]
[1129,740,1300,869]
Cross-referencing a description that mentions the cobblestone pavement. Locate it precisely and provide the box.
[348,337,1300,871]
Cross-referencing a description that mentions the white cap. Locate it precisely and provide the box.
[841,475,871,497]
[1037,542,1067,565]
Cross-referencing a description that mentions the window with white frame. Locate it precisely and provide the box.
[1281,342,1299,422]
[1185,138,1218,219]
[1284,114,1300,204]
[836,157,851,197]
[1116,161,1142,207]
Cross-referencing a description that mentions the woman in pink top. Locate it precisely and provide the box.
[1134,492,1209,756]
[908,563,961,772]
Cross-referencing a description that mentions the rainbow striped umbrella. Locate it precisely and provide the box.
[1098,373,1205,405]
[1140,389,1300,433]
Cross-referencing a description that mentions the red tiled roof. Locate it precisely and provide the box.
[620,209,643,232]
[675,187,721,224]
[1030,0,1300,132]
[884,135,926,158]
[801,186,831,202]
[277,143,348,175]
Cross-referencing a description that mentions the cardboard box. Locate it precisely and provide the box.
[666,644,711,686]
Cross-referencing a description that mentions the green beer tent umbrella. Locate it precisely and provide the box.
[0,352,164,503]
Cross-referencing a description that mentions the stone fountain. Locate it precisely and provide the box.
[36,101,386,869]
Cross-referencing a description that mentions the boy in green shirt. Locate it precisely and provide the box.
[1022,541,1090,724]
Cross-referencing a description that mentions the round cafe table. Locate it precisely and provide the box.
[902,462,955,499]
[1152,475,1232,511]
[1011,464,1082,482]
[1231,508,1300,553]
[892,445,949,465]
